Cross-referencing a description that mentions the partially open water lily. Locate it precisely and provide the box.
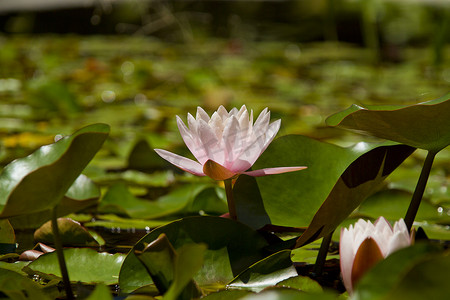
[339,217,412,293]
[155,105,306,181]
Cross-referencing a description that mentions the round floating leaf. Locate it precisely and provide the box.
[357,189,440,222]
[24,248,125,285]
[9,174,101,229]
[0,219,15,244]
[0,268,51,300]
[326,94,450,152]
[233,135,414,247]
[0,123,109,218]
[276,275,323,294]
[86,284,113,300]
[34,218,99,246]
[201,290,252,300]
[228,250,297,292]
[239,288,338,300]
[119,216,271,294]
[352,243,443,299]
[100,183,225,219]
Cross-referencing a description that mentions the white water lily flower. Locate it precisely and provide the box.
[155,105,306,180]
[339,217,412,293]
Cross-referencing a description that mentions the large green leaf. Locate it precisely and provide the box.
[228,250,297,292]
[234,135,414,243]
[119,216,271,294]
[326,94,450,152]
[0,268,51,300]
[24,248,125,285]
[8,174,101,229]
[352,243,445,300]
[34,218,99,246]
[295,144,415,247]
[99,183,226,219]
[0,123,109,218]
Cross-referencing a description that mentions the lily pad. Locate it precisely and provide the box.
[326,94,450,152]
[353,243,444,300]
[228,250,297,292]
[34,218,99,246]
[24,248,125,285]
[119,216,271,293]
[0,268,51,300]
[0,123,109,218]
[233,135,414,247]
[8,174,101,229]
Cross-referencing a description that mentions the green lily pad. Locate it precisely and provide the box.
[0,219,15,244]
[239,288,338,300]
[228,250,297,292]
[353,243,444,299]
[34,218,99,246]
[119,216,271,293]
[233,135,414,247]
[9,174,101,229]
[0,268,51,300]
[86,284,113,300]
[24,248,125,285]
[100,183,226,219]
[357,189,440,222]
[326,94,450,152]
[0,123,109,218]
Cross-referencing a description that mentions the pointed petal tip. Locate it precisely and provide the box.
[243,166,307,177]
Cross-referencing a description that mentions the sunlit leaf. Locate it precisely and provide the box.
[233,135,414,247]
[24,248,125,285]
[0,123,109,218]
[228,250,297,292]
[86,284,113,300]
[326,94,450,152]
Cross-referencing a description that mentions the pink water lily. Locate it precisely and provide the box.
[340,217,412,293]
[155,105,306,181]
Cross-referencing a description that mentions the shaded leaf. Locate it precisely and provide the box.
[0,268,50,300]
[326,94,450,152]
[352,242,443,299]
[24,248,125,285]
[0,219,15,244]
[34,218,99,246]
[119,216,271,293]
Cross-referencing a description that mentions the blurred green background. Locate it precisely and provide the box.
[0,0,449,181]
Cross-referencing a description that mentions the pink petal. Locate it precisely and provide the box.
[243,166,307,177]
[154,149,205,176]
[176,116,207,164]
[197,119,224,165]
[261,119,281,153]
[196,106,210,122]
[222,116,241,167]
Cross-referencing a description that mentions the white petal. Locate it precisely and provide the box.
[187,113,198,133]
[243,166,307,177]
[217,105,229,119]
[260,119,281,153]
[176,116,207,163]
[222,116,241,168]
[196,106,210,122]
[229,107,239,116]
[209,112,224,140]
[340,227,355,293]
[232,132,266,170]
[154,149,205,176]
[197,119,225,165]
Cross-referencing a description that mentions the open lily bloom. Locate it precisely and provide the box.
[339,217,412,293]
[155,105,306,180]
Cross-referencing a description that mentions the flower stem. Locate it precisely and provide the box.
[51,207,74,300]
[224,179,237,220]
[404,150,437,232]
[312,231,334,277]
